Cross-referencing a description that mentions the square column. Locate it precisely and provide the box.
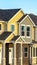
[14,44,16,65]
[21,43,22,65]
[2,43,6,65]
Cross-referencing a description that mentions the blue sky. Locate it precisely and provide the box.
[0,0,37,15]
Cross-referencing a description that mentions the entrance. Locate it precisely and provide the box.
[6,43,14,65]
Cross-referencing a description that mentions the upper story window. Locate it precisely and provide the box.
[11,25,14,32]
[21,25,25,36]
[24,47,28,57]
[26,26,30,37]
[0,24,1,30]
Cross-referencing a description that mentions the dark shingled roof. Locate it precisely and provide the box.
[18,14,37,26]
[32,40,37,43]
[18,14,27,23]
[29,14,37,26]
[0,9,20,21]
[0,31,12,40]
[11,36,19,41]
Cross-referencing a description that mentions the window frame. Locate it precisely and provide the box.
[11,24,15,32]
[20,24,26,37]
[26,25,31,38]
[24,47,28,58]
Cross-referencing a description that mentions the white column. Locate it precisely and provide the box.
[21,43,22,65]
[14,44,16,65]
[2,43,6,65]
[30,46,31,64]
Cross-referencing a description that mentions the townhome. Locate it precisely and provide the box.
[0,9,37,65]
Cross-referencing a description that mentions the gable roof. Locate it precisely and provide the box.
[0,31,12,40]
[29,14,37,26]
[18,13,37,26]
[11,36,19,41]
[32,40,37,43]
[18,14,27,23]
[0,9,20,21]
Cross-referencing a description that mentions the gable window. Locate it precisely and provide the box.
[26,26,30,37]
[11,25,14,32]
[21,25,25,36]
[24,47,28,57]
[0,24,1,30]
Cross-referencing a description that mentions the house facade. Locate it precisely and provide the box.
[0,9,37,65]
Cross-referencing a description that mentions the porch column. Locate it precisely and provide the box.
[30,46,32,65]
[14,44,16,65]
[2,43,6,65]
[21,43,22,65]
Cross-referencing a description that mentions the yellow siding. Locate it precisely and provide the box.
[5,33,15,43]
[0,43,2,47]
[7,10,24,35]
[0,21,7,34]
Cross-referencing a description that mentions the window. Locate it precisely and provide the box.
[24,47,28,57]
[26,26,30,36]
[33,47,35,57]
[11,25,14,32]
[21,25,25,36]
[0,24,1,30]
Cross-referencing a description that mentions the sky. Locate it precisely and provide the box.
[0,0,37,15]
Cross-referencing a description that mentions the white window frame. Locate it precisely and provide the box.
[20,24,26,37]
[24,47,28,58]
[26,25,31,38]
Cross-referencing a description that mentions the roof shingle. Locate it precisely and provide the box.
[0,9,20,21]
[0,31,12,40]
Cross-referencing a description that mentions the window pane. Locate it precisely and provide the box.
[25,53,27,57]
[0,24,1,30]
[33,47,35,57]
[21,31,24,36]
[27,32,30,36]
[36,48,37,57]
[21,26,24,31]
[11,25,14,32]
[27,27,30,31]
[24,48,28,52]
[26,26,30,36]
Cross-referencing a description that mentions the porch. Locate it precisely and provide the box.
[1,43,31,65]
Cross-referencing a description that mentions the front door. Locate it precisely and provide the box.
[6,43,14,65]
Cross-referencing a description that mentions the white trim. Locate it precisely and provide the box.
[28,15,36,26]
[18,14,36,27]
[15,36,25,43]
[8,9,22,22]
[21,43,22,65]
[20,24,26,37]
[26,25,31,38]
[24,47,28,58]
[19,15,28,24]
